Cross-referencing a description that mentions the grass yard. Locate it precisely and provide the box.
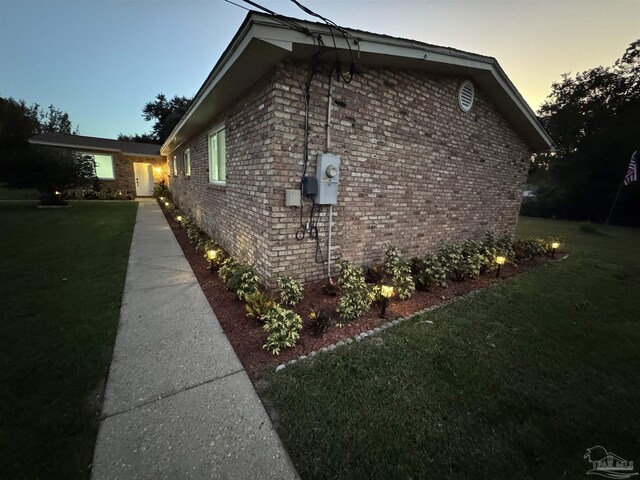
[0,185,39,200]
[260,217,640,479]
[0,201,137,479]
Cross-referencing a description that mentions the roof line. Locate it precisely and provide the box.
[161,11,553,154]
[29,139,163,158]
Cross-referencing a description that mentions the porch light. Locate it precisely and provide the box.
[495,256,506,278]
[379,285,394,318]
[176,215,183,228]
[207,249,218,273]
[551,241,560,258]
[153,167,162,174]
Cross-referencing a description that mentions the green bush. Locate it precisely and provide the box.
[414,253,448,290]
[263,305,303,355]
[277,275,304,306]
[338,288,373,323]
[228,263,260,301]
[439,242,464,281]
[337,260,372,322]
[309,308,332,337]
[245,290,276,322]
[383,246,415,300]
[513,238,549,261]
[218,257,239,284]
[153,180,170,198]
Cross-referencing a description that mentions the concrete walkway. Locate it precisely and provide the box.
[91,198,299,480]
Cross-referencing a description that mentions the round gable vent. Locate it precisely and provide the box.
[458,80,475,112]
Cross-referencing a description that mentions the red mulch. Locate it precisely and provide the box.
[158,200,552,379]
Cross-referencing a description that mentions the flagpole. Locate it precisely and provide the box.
[605,180,624,226]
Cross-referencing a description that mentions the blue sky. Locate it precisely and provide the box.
[1,0,638,139]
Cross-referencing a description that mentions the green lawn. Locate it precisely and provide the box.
[0,185,39,200]
[260,217,640,479]
[0,201,137,479]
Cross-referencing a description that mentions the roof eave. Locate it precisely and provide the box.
[162,11,554,155]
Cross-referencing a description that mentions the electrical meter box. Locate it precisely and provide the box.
[315,153,341,205]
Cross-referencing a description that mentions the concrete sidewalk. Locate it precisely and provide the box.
[91,198,299,480]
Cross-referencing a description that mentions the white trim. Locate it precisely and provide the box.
[183,148,191,177]
[207,124,226,184]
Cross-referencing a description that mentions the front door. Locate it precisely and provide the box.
[133,163,154,196]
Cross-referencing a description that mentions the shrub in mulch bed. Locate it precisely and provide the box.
[157,198,563,379]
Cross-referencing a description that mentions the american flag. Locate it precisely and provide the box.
[624,151,638,186]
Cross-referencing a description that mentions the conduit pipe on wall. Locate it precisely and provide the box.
[326,73,334,279]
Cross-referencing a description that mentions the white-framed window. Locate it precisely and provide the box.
[183,148,191,177]
[172,155,178,176]
[83,152,115,180]
[207,125,226,184]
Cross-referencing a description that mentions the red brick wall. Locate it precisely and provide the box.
[168,62,532,285]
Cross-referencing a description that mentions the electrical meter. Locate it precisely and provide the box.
[315,153,340,205]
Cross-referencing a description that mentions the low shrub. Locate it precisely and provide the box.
[65,188,135,200]
[337,261,372,322]
[513,238,548,261]
[414,253,448,290]
[218,257,239,284]
[338,288,373,323]
[245,291,276,322]
[439,242,465,281]
[153,180,170,198]
[309,308,332,337]
[383,246,415,300]
[263,305,303,355]
[228,263,260,301]
[277,276,304,306]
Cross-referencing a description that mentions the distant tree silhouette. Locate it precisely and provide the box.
[118,93,193,145]
[524,39,640,225]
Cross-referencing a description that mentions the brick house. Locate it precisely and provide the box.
[29,132,168,195]
[162,12,553,285]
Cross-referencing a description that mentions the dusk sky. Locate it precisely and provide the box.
[1,0,638,140]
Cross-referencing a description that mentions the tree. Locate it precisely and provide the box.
[118,93,192,145]
[525,40,640,225]
[0,96,90,205]
[117,132,158,144]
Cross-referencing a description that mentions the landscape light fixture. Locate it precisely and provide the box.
[207,249,218,273]
[176,215,183,228]
[551,241,560,258]
[379,285,394,318]
[164,201,170,207]
[159,196,165,202]
[495,255,506,278]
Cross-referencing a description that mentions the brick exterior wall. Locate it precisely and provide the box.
[167,72,277,282]
[75,149,167,194]
[168,62,532,286]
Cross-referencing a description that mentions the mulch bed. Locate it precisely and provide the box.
[158,200,552,379]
